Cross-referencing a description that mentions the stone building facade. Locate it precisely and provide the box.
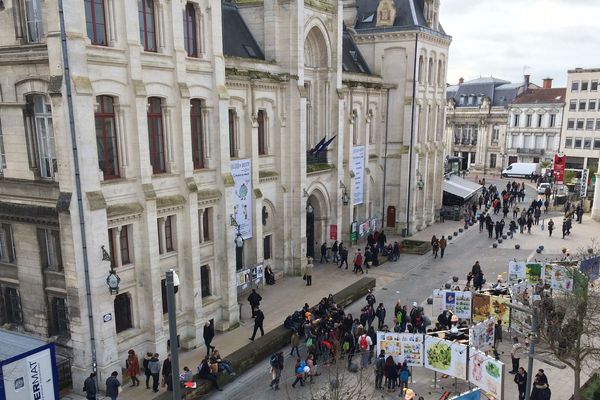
[445,77,530,173]
[0,0,448,389]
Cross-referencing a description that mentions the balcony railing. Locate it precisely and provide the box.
[513,148,545,155]
[307,150,327,165]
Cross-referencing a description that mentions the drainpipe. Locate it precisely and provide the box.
[381,86,391,228]
[406,31,419,236]
[58,0,98,375]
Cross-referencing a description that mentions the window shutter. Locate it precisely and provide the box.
[8,225,16,263]
[37,228,49,268]
[0,227,5,261]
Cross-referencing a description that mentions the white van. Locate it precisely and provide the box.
[501,163,540,178]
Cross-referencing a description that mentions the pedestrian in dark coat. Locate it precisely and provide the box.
[248,289,262,318]
[514,367,527,400]
[105,371,121,400]
[338,243,349,269]
[249,306,265,340]
[203,321,215,355]
[143,352,153,389]
[162,354,172,390]
[148,353,161,392]
[439,237,447,258]
[83,372,98,400]
[375,303,386,330]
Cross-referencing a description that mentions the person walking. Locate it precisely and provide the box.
[510,337,525,374]
[375,303,386,330]
[514,367,527,400]
[290,331,301,357]
[105,371,121,400]
[148,353,161,392]
[338,243,349,269]
[398,361,411,391]
[249,306,265,340]
[547,219,554,237]
[161,354,172,391]
[331,240,339,263]
[247,289,262,318]
[576,205,584,224]
[431,235,440,258]
[125,350,140,387]
[291,358,305,388]
[526,215,533,234]
[374,350,385,389]
[83,372,98,400]
[439,236,447,258]
[143,352,153,389]
[269,351,284,390]
[358,331,373,369]
[305,257,314,286]
[203,320,215,356]
[353,249,364,274]
[320,242,328,263]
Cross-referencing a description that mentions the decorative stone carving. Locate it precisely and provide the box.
[376,0,396,27]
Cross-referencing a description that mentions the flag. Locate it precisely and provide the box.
[310,137,326,153]
[314,135,337,154]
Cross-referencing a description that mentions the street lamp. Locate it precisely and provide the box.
[102,245,120,295]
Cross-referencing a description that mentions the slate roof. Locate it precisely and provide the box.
[221,2,264,60]
[355,0,446,35]
[342,29,371,74]
[446,77,526,107]
[511,88,566,105]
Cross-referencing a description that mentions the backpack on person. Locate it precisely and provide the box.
[359,335,368,350]
[400,369,410,382]
[342,341,350,352]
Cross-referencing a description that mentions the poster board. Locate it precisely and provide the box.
[236,263,264,293]
[230,159,253,239]
[469,317,495,352]
[352,146,365,205]
[507,261,526,284]
[472,294,510,327]
[543,264,573,291]
[468,349,504,398]
[449,388,481,400]
[376,332,424,366]
[424,336,467,379]
[432,289,472,320]
[525,263,542,284]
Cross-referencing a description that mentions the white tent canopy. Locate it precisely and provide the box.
[443,175,483,200]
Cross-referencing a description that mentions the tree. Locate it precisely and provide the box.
[535,247,600,400]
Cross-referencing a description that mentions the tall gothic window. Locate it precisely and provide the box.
[257,109,267,155]
[138,0,157,51]
[228,109,237,158]
[147,97,166,173]
[95,96,120,179]
[84,0,107,45]
[190,99,205,169]
[183,3,198,57]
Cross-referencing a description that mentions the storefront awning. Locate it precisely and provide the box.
[443,175,483,200]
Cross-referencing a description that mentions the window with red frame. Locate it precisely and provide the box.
[120,226,131,265]
[138,0,157,51]
[95,96,120,179]
[85,0,107,46]
[147,97,166,173]
[165,216,174,252]
[257,109,267,155]
[191,99,205,169]
[183,3,198,57]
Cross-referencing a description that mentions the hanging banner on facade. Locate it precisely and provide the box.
[231,159,253,239]
[508,261,527,284]
[472,294,510,327]
[424,336,467,379]
[553,153,566,184]
[432,289,472,320]
[580,168,589,197]
[376,332,424,366]
[469,317,495,352]
[352,146,365,205]
[329,225,337,240]
[468,349,504,398]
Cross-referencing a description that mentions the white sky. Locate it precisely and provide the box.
[440,0,600,87]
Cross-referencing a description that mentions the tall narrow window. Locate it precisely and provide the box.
[228,109,237,158]
[0,224,16,264]
[24,0,44,43]
[29,95,56,180]
[138,0,157,51]
[183,3,198,57]
[418,56,424,84]
[108,228,117,269]
[190,99,205,169]
[165,216,174,252]
[202,207,211,242]
[49,297,69,337]
[95,96,120,179]
[120,226,131,265]
[263,235,272,260]
[147,97,166,173]
[84,0,107,46]
[161,279,168,313]
[2,287,23,325]
[257,109,267,155]
[0,120,6,171]
[37,228,63,272]
[114,293,132,333]
[200,265,210,298]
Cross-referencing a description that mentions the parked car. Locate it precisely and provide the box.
[537,182,552,194]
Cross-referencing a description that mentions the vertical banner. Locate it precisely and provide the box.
[580,168,589,197]
[231,159,253,239]
[468,349,504,398]
[469,317,495,351]
[329,224,338,240]
[352,146,365,205]
[553,153,566,184]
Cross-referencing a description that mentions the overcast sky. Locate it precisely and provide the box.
[440,0,600,87]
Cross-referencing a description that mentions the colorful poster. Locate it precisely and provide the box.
[352,146,365,205]
[472,294,510,327]
[580,168,589,197]
[230,159,253,239]
[469,318,495,352]
[376,332,424,366]
[468,349,504,398]
[424,336,467,379]
[449,388,480,400]
[432,290,472,319]
[489,296,510,327]
[508,261,526,284]
[525,263,542,284]
[553,153,566,184]
[544,264,573,291]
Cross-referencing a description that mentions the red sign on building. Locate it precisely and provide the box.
[553,153,566,184]
[329,224,338,240]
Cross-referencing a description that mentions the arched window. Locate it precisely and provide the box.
[95,96,120,179]
[437,60,442,86]
[85,0,107,45]
[418,56,424,84]
[147,97,166,173]
[257,109,267,155]
[138,0,156,51]
[428,58,434,85]
[190,99,205,169]
[183,3,198,57]
[114,293,132,333]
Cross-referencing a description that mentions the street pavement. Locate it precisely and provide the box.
[62,176,596,400]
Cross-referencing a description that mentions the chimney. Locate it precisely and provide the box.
[543,78,553,89]
[459,77,464,84]
[524,74,530,88]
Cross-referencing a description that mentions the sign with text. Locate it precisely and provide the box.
[231,159,253,239]
[352,146,365,205]
[507,261,526,284]
[553,153,566,184]
[580,168,589,197]
[376,332,424,366]
[469,317,495,352]
[432,289,472,319]
[1,345,58,400]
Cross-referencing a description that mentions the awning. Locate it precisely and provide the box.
[443,175,483,200]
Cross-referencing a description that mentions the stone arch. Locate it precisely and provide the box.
[305,184,331,258]
[262,198,277,233]
[15,78,49,102]
[304,22,331,69]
